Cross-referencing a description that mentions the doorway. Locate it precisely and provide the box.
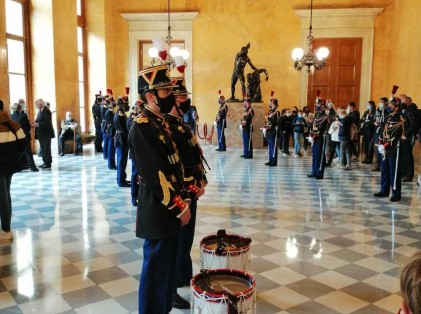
[307,38,362,111]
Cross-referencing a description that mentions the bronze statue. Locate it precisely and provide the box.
[247,68,268,102]
[229,43,257,101]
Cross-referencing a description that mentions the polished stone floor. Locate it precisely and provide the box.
[1,143,420,314]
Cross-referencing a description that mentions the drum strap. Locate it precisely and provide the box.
[200,269,240,314]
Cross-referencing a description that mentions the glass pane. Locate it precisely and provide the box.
[79,82,85,132]
[78,56,84,82]
[7,39,25,74]
[76,0,82,16]
[6,0,23,36]
[9,73,26,107]
[77,27,83,53]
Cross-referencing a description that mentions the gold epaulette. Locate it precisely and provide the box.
[135,114,148,124]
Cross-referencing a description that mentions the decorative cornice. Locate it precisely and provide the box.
[121,12,198,22]
[295,8,383,29]
[295,8,383,18]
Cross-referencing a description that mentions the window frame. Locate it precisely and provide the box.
[77,0,88,132]
[5,0,32,119]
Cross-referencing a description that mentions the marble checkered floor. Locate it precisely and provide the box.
[1,143,421,314]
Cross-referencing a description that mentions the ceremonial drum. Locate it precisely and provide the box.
[200,230,252,272]
[191,269,257,314]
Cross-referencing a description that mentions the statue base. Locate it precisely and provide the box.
[226,97,242,103]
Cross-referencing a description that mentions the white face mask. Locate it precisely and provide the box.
[286,113,291,117]
[346,109,350,114]
[379,103,384,109]
[328,103,333,108]
[298,114,302,118]
[339,114,345,119]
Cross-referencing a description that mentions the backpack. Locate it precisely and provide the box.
[350,123,359,141]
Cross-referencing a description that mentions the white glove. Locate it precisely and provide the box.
[377,145,385,154]
[307,136,314,144]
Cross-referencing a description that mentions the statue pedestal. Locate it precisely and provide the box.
[224,102,265,149]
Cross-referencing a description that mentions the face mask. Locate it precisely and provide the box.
[346,109,350,114]
[178,98,191,114]
[123,104,130,112]
[154,91,175,114]
[386,106,393,113]
[338,114,344,119]
[298,114,302,118]
[286,113,291,117]
[367,105,372,110]
[328,103,333,108]
[315,105,321,112]
[379,103,384,110]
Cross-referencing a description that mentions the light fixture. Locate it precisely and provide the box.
[148,0,189,73]
[292,0,329,72]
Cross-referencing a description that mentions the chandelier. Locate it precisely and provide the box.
[148,0,189,73]
[291,0,329,72]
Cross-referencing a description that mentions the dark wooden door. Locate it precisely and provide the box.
[308,38,362,111]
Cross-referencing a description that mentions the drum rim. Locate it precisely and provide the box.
[191,269,256,300]
[200,234,251,255]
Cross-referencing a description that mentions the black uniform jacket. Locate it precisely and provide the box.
[216,103,228,128]
[114,108,129,147]
[105,109,115,138]
[165,113,207,196]
[380,111,404,158]
[310,111,329,144]
[242,107,254,133]
[266,110,280,137]
[128,107,189,240]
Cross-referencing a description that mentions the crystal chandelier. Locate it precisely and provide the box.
[148,0,189,73]
[291,0,329,72]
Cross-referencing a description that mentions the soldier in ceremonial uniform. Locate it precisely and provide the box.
[128,65,191,314]
[113,96,130,187]
[105,96,117,169]
[372,97,389,171]
[308,100,329,179]
[265,93,280,166]
[92,93,103,153]
[127,100,144,206]
[165,77,207,309]
[100,96,109,159]
[374,99,404,202]
[215,91,228,151]
[240,95,254,159]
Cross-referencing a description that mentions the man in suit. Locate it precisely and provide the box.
[31,99,55,169]
[11,103,38,172]
[59,111,82,156]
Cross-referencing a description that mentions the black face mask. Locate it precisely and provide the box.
[154,90,175,114]
[178,98,191,114]
[123,104,130,112]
